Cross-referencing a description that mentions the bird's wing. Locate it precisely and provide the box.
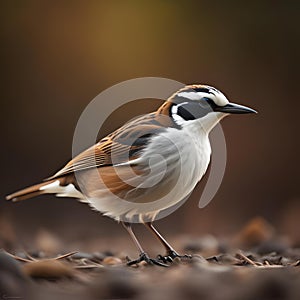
[47,109,176,180]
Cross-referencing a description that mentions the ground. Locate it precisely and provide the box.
[0,217,299,300]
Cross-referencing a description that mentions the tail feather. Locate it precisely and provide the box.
[6,180,57,202]
[6,177,85,202]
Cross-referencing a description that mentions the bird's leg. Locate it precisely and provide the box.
[121,222,168,267]
[144,222,192,263]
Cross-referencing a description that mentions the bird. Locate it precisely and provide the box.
[6,84,256,267]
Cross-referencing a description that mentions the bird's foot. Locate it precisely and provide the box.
[126,252,169,267]
[157,250,192,263]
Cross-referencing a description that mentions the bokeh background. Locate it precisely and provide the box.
[1,1,299,252]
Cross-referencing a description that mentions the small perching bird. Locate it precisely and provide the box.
[6,84,256,266]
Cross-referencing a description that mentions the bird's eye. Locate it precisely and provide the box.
[202,97,213,103]
[202,97,217,109]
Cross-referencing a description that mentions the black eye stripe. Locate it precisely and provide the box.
[177,105,196,120]
[173,101,214,121]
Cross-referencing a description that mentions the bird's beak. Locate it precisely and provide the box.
[215,102,257,114]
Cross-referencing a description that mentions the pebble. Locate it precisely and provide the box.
[103,256,123,265]
[23,259,74,279]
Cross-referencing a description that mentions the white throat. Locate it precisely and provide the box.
[182,112,227,134]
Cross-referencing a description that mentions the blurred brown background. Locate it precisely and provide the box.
[0,1,299,250]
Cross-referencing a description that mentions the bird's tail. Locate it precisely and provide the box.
[5,179,58,202]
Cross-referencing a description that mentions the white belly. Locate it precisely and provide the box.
[86,125,211,223]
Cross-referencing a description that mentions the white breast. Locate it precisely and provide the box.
[179,121,212,184]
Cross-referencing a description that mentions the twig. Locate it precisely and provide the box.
[236,251,259,267]
[24,251,38,261]
[3,250,78,263]
[3,251,32,263]
[74,264,103,269]
[54,251,78,260]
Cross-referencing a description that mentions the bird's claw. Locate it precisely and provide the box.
[157,250,192,263]
[126,252,169,267]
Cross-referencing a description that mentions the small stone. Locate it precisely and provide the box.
[103,256,123,265]
[23,259,74,279]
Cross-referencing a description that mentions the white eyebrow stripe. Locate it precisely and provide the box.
[176,88,230,106]
[177,92,216,100]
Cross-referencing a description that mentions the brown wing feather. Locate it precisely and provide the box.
[48,107,176,180]
[6,102,176,203]
[50,139,129,179]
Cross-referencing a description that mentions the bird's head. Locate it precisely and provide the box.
[167,84,257,132]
